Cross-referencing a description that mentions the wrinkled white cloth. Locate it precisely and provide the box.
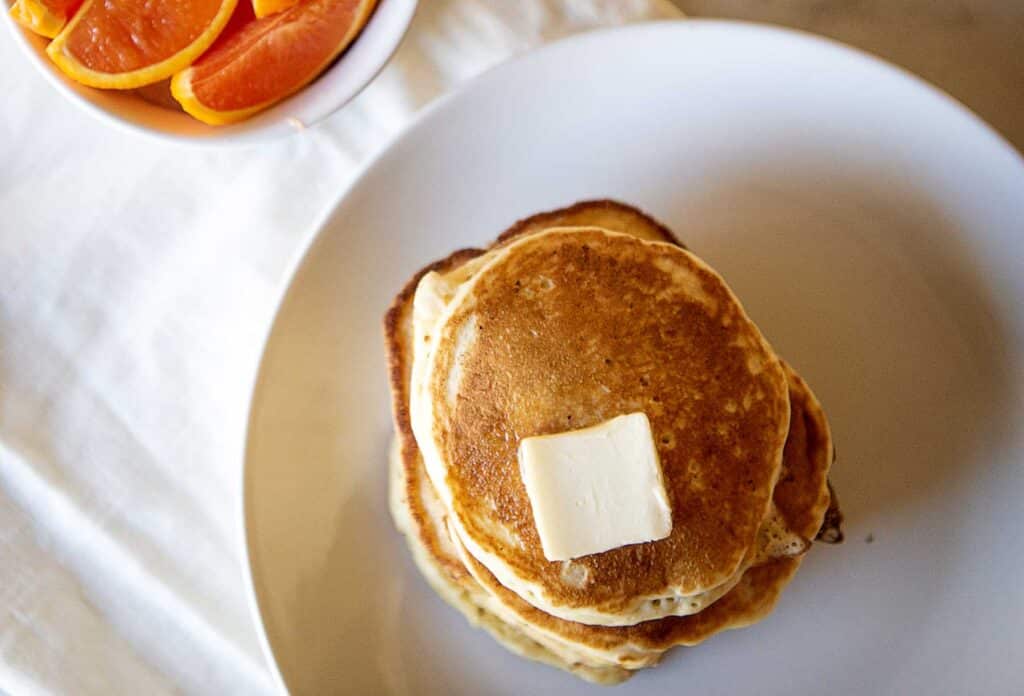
[0,1,681,693]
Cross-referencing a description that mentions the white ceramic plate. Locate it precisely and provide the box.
[4,0,417,145]
[243,20,1024,695]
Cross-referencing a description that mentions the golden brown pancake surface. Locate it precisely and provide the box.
[420,227,791,618]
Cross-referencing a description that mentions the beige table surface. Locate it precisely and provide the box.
[675,0,1023,152]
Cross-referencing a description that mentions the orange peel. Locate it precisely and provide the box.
[46,0,239,89]
[251,0,300,19]
[9,0,80,38]
[171,0,378,125]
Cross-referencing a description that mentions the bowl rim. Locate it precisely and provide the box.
[3,0,420,147]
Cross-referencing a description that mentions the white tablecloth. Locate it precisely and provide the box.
[0,1,681,693]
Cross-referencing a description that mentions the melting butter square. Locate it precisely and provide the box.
[518,412,673,562]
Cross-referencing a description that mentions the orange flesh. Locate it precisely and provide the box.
[42,0,79,13]
[11,0,82,37]
[65,0,229,73]
[186,0,368,111]
[35,0,81,16]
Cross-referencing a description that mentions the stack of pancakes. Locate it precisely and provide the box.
[385,201,842,684]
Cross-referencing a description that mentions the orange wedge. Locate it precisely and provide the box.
[46,0,239,89]
[9,0,81,38]
[252,0,299,19]
[170,0,378,125]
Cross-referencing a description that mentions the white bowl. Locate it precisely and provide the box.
[3,0,418,145]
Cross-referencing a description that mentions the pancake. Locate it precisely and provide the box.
[451,521,800,669]
[385,200,841,681]
[771,367,833,541]
[495,199,685,248]
[411,227,792,625]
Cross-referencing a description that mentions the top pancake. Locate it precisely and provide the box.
[411,226,792,625]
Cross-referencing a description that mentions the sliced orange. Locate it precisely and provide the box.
[170,0,378,126]
[10,0,81,39]
[252,0,299,19]
[46,0,239,89]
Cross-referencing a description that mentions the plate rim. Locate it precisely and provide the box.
[238,18,1024,693]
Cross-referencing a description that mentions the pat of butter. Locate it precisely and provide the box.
[518,412,673,562]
